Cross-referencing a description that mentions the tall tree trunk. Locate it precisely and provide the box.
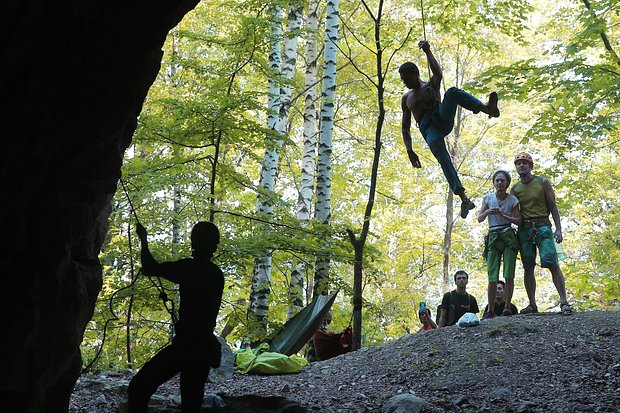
[248,4,283,329]
[280,1,302,135]
[209,127,221,222]
[442,105,462,289]
[442,44,465,289]
[442,188,454,288]
[126,222,136,366]
[314,0,339,298]
[208,30,248,222]
[346,0,386,350]
[289,0,320,319]
[171,31,183,245]
[172,186,182,243]
[279,0,304,320]
[249,3,303,327]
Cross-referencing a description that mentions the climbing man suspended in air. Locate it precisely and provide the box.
[400,40,500,218]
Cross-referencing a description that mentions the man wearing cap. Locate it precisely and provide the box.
[128,221,225,413]
[400,40,500,219]
[511,153,572,315]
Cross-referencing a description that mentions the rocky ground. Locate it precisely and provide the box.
[70,310,620,412]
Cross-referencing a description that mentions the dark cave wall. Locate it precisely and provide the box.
[0,1,200,412]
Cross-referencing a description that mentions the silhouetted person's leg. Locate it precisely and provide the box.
[128,344,180,413]
[180,363,210,413]
[178,336,214,413]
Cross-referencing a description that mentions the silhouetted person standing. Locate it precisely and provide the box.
[128,221,224,413]
[400,40,500,219]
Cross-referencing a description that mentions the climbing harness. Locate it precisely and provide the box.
[524,219,551,244]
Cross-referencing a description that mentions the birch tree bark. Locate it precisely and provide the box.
[280,1,303,136]
[313,0,339,297]
[248,4,283,328]
[289,0,320,319]
[170,32,183,245]
[279,1,303,319]
[249,2,302,327]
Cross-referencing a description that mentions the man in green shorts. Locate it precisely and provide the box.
[511,152,572,315]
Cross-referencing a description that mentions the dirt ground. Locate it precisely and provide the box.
[70,310,620,412]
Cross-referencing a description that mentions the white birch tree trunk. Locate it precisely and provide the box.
[250,3,304,325]
[288,0,320,319]
[170,31,182,246]
[248,4,283,327]
[314,0,339,297]
[172,186,182,243]
[280,2,302,135]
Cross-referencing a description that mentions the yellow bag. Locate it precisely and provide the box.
[235,343,308,374]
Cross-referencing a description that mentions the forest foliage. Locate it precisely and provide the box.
[81,0,619,371]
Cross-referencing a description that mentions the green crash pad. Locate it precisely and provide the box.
[234,292,338,374]
[235,343,308,374]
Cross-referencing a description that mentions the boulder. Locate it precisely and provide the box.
[381,393,427,413]
[209,337,235,382]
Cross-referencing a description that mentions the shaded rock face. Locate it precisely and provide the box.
[0,1,199,412]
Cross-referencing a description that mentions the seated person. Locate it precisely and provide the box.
[483,280,518,316]
[418,307,437,332]
[438,270,480,327]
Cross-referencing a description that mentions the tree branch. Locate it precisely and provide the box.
[581,0,620,65]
